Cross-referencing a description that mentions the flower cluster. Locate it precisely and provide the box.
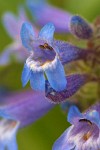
[0,0,100,150]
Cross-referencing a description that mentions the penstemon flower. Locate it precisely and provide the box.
[21,22,67,91]
[20,17,94,92]
[53,103,100,150]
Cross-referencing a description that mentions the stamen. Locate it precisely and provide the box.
[39,45,45,49]
[39,43,54,51]
[44,43,49,48]
[83,131,92,141]
[44,43,54,50]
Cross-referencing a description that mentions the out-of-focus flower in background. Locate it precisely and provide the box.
[26,0,72,33]
[0,8,38,66]
[0,90,53,149]
[26,0,93,40]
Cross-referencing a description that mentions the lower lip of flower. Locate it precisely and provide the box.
[41,56,57,70]
[26,50,58,71]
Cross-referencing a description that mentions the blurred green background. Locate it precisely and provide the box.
[0,0,100,149]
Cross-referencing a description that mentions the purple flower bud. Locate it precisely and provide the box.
[69,15,93,39]
[45,74,89,103]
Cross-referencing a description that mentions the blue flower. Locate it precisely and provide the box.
[53,103,100,150]
[0,89,53,150]
[20,22,67,91]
